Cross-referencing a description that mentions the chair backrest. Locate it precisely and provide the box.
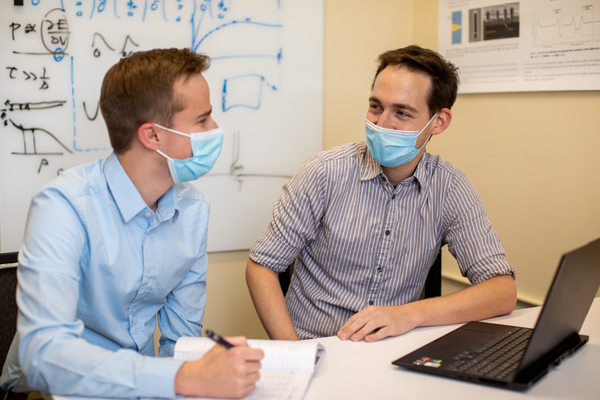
[279,263,295,297]
[279,249,443,299]
[0,252,19,369]
[422,249,442,299]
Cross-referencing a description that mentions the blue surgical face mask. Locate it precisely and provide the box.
[365,113,437,168]
[154,123,224,184]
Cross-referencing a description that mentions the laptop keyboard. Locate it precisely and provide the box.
[447,327,533,380]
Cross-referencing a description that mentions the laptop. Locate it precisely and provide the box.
[392,237,600,391]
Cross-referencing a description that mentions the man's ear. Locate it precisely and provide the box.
[137,122,160,151]
[430,108,452,136]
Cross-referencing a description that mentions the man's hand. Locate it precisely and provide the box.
[174,336,264,398]
[337,305,419,343]
[337,275,517,343]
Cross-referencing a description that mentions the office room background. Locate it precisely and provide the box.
[1,0,599,342]
[205,0,599,339]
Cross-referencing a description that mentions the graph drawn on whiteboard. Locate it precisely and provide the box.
[0,0,323,253]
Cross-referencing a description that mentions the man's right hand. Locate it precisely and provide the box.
[174,336,264,398]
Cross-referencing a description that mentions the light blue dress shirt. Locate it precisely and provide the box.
[0,153,209,397]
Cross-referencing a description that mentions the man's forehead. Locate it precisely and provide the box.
[373,65,431,99]
[375,64,431,86]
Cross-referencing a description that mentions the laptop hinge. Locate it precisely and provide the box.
[515,333,588,385]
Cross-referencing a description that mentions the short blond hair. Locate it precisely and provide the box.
[100,48,210,153]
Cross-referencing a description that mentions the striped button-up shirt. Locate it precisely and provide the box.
[250,142,515,339]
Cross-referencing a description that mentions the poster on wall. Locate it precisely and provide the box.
[438,0,600,93]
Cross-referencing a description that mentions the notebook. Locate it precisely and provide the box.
[171,336,325,400]
[392,237,600,391]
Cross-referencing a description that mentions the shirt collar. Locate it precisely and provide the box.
[359,143,428,192]
[156,186,179,222]
[359,143,383,181]
[411,154,428,193]
[104,153,179,223]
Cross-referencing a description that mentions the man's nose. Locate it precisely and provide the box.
[207,116,219,130]
[376,110,394,129]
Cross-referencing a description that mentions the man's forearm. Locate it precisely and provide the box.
[414,274,517,327]
[245,259,299,340]
[338,274,517,343]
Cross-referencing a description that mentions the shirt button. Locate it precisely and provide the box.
[144,211,152,218]
[368,300,374,305]
[377,267,382,273]
[385,230,391,236]
[392,194,396,200]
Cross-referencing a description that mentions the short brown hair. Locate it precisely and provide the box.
[372,45,459,116]
[100,48,210,153]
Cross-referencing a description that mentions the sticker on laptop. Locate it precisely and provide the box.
[413,357,443,368]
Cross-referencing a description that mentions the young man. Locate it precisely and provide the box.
[0,48,263,398]
[246,45,517,343]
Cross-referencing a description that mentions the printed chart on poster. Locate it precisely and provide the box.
[438,0,600,93]
[0,0,323,253]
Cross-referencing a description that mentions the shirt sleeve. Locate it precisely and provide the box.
[250,154,329,272]
[442,169,516,285]
[17,187,182,398]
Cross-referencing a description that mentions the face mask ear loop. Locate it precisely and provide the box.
[156,149,172,160]
[415,113,438,151]
[418,112,438,134]
[153,123,192,138]
[417,134,433,151]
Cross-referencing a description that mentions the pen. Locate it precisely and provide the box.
[205,329,234,349]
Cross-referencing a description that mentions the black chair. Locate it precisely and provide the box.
[279,249,443,299]
[422,249,442,299]
[279,262,295,297]
[0,252,19,369]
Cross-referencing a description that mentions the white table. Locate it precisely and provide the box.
[46,298,600,400]
[303,297,600,400]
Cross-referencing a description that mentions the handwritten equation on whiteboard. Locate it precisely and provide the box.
[1,0,324,253]
[1,0,284,172]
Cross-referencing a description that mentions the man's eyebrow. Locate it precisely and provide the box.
[196,107,213,120]
[368,96,419,114]
[368,96,381,104]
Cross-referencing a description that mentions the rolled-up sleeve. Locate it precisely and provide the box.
[442,170,515,285]
[250,155,329,272]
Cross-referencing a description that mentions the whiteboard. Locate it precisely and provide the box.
[0,0,323,253]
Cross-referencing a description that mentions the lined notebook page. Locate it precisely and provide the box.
[172,337,325,400]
